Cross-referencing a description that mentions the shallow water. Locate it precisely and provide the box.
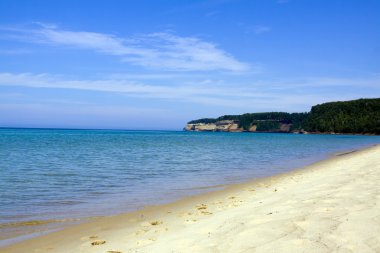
[1,129,379,235]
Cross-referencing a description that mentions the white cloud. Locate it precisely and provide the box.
[39,29,133,54]
[0,72,263,100]
[2,24,249,72]
[121,32,249,71]
[0,72,378,111]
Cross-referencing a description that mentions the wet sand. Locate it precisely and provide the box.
[1,145,380,253]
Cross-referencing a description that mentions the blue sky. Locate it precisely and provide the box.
[0,0,379,129]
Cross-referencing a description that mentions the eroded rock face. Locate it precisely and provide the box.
[228,123,243,132]
[185,121,291,133]
[195,124,217,131]
[185,124,195,131]
[185,120,243,132]
[279,123,291,132]
[248,125,257,132]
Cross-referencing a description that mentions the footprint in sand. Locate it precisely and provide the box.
[196,204,207,210]
[134,228,148,236]
[136,238,156,246]
[140,220,163,227]
[185,219,198,224]
[150,220,163,226]
[91,240,106,246]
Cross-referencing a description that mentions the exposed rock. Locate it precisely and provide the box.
[185,120,243,132]
[228,123,243,132]
[195,123,217,131]
[292,129,308,134]
[185,120,289,133]
[184,124,195,131]
[279,123,291,132]
[248,125,257,132]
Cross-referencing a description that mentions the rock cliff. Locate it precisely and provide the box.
[185,119,298,133]
[185,120,243,132]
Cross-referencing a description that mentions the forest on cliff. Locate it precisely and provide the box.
[188,98,380,134]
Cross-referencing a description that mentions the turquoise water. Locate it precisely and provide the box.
[1,128,379,227]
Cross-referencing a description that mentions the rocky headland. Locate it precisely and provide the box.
[184,98,380,134]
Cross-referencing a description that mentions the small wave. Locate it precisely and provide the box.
[40,200,84,206]
[173,183,226,191]
[0,218,80,228]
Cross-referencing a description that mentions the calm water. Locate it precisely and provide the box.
[1,128,380,227]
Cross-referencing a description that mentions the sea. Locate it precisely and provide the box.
[1,128,379,244]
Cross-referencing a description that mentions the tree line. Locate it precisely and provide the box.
[187,98,380,134]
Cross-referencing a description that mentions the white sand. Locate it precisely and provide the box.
[2,145,380,253]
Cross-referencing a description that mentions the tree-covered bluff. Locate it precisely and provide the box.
[185,98,380,134]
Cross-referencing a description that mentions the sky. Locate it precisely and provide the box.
[0,0,379,130]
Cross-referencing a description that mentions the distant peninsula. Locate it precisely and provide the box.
[185,98,380,135]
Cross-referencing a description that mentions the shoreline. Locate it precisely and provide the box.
[186,130,380,136]
[1,144,380,252]
[0,144,364,246]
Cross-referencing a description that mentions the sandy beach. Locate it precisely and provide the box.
[2,144,380,253]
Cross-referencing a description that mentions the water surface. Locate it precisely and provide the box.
[1,129,379,242]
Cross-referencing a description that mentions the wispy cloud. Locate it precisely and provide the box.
[0,72,262,100]
[237,23,271,35]
[1,24,249,72]
[253,25,271,34]
[0,72,378,111]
